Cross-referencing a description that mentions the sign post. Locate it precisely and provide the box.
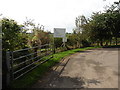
[62,37,67,47]
[53,28,66,53]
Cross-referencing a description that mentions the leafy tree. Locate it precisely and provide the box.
[79,10,120,46]
[75,15,88,33]
[2,18,28,51]
[24,19,52,57]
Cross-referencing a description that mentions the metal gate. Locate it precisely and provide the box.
[5,44,54,86]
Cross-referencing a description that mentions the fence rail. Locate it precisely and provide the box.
[6,44,54,86]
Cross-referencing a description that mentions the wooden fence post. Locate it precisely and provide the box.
[6,51,11,87]
[10,51,14,81]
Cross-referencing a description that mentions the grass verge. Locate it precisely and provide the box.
[12,46,101,88]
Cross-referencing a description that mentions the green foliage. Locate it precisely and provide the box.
[76,9,120,46]
[75,15,88,33]
[54,38,62,48]
[72,1,120,46]
[2,18,28,51]
[24,19,52,47]
[36,30,52,45]
[81,40,91,47]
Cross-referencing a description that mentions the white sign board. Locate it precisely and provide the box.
[62,37,67,42]
[54,28,66,38]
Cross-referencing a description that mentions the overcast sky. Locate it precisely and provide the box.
[0,0,116,33]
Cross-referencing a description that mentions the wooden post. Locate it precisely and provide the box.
[10,51,14,81]
[6,51,11,87]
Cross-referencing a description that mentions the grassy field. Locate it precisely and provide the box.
[12,46,101,88]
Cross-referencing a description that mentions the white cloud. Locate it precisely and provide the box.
[0,0,116,33]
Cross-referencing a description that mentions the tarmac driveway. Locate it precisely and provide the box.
[32,48,119,88]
